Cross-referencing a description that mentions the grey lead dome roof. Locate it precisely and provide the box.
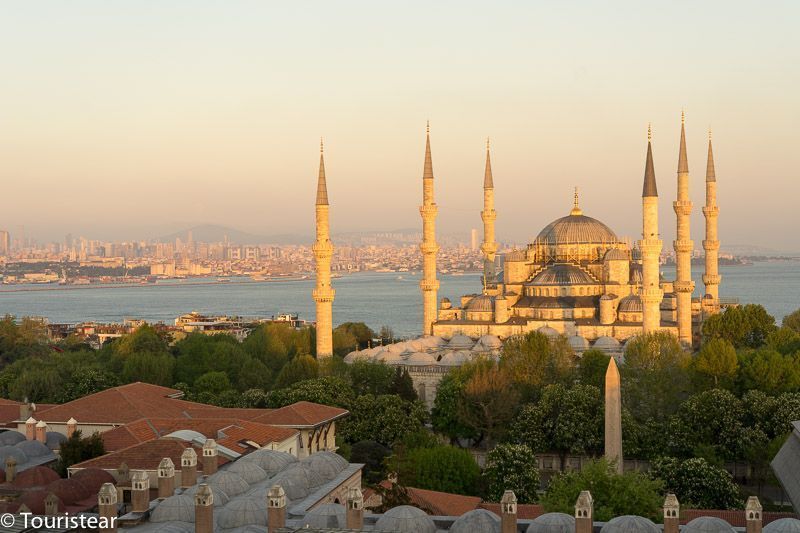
[301,451,349,482]
[150,495,195,523]
[599,515,660,533]
[0,431,25,446]
[224,460,268,484]
[535,213,618,246]
[240,449,297,475]
[764,518,800,533]
[450,508,500,533]
[526,512,575,533]
[532,264,599,285]
[208,470,249,498]
[302,503,347,529]
[374,505,437,533]
[683,516,736,533]
[217,497,267,529]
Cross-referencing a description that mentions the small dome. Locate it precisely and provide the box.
[450,509,501,533]
[45,432,67,450]
[406,352,437,365]
[599,515,659,533]
[301,451,348,481]
[387,343,407,354]
[604,249,628,261]
[466,294,494,312]
[0,445,28,467]
[217,497,267,528]
[15,439,51,458]
[568,335,589,351]
[376,351,403,364]
[537,326,560,338]
[600,294,617,301]
[225,460,268,484]
[71,468,116,494]
[282,462,326,489]
[683,516,736,533]
[374,505,437,533]
[143,522,193,533]
[271,473,310,501]
[151,495,195,523]
[618,295,643,313]
[505,249,527,262]
[0,431,25,446]
[478,335,503,349]
[207,470,249,497]
[532,264,599,285]
[19,489,64,515]
[439,350,470,366]
[448,335,475,349]
[593,336,621,349]
[240,449,297,475]
[303,503,347,529]
[408,339,426,351]
[764,518,800,533]
[47,477,91,505]
[527,512,575,533]
[12,466,60,488]
[344,350,373,363]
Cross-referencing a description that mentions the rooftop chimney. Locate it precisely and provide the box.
[500,490,517,533]
[66,417,78,438]
[195,484,214,533]
[575,490,594,533]
[131,470,150,513]
[663,493,680,533]
[98,482,118,532]
[181,448,198,488]
[267,485,287,533]
[157,457,176,499]
[5,457,17,483]
[346,486,364,530]
[746,496,763,533]
[44,492,59,515]
[202,438,218,475]
[25,417,36,440]
[35,420,47,444]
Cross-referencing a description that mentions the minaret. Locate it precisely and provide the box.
[313,139,335,357]
[702,130,721,305]
[673,112,695,345]
[604,357,623,474]
[480,137,498,288]
[419,122,440,335]
[640,125,663,333]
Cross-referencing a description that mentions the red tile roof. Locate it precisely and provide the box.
[71,438,226,472]
[479,502,545,520]
[252,401,348,427]
[405,486,483,516]
[683,509,799,527]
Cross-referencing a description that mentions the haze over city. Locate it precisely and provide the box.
[1,1,799,251]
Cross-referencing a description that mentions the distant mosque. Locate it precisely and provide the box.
[312,113,723,358]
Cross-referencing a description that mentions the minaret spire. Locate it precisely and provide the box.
[312,139,335,357]
[570,187,583,216]
[673,112,695,345]
[481,137,498,288]
[640,125,663,333]
[419,123,440,335]
[702,128,721,308]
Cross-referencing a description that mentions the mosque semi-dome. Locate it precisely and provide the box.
[532,264,598,285]
[535,213,618,246]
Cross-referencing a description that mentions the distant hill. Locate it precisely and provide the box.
[159,225,310,245]
[721,244,800,257]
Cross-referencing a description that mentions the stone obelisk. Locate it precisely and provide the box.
[604,357,623,473]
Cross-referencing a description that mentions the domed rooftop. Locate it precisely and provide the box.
[535,211,618,247]
[604,248,629,261]
[0,445,27,467]
[12,466,60,488]
[344,350,372,363]
[764,518,800,533]
[450,508,501,533]
[71,468,116,494]
[16,439,51,458]
[408,339,426,351]
[532,264,599,285]
[376,351,403,364]
[387,342,407,354]
[47,477,91,505]
[421,335,446,348]
[439,350,471,366]
[466,294,494,312]
[0,431,25,446]
[45,432,66,450]
[618,294,643,313]
[240,449,296,475]
[302,503,347,529]
[406,352,438,366]
[568,335,589,351]
[217,497,267,529]
[183,483,230,507]
[478,334,503,349]
[374,505,437,533]
[683,516,736,533]
[537,326,560,338]
[19,489,64,515]
[526,512,575,533]
[207,470,249,497]
[225,460,268,484]
[593,336,621,349]
[599,515,660,533]
[448,335,475,349]
[151,495,195,523]
[301,451,348,481]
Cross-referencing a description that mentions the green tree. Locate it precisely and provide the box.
[395,445,480,495]
[781,308,800,334]
[541,459,663,522]
[339,394,427,446]
[274,355,319,389]
[390,367,418,402]
[56,369,120,403]
[265,376,355,409]
[350,440,392,485]
[54,430,105,476]
[483,443,540,503]
[738,348,800,395]
[510,384,603,467]
[692,339,738,388]
[431,372,479,443]
[702,304,778,349]
[649,457,740,509]
[334,322,375,349]
[348,361,395,396]
[121,351,175,386]
[767,327,800,355]
[577,349,611,389]
[457,362,519,446]
[671,389,748,461]
[500,332,576,400]
[193,371,232,395]
[114,325,169,357]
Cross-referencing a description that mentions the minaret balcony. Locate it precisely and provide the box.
[419,204,438,216]
[641,288,664,303]
[702,274,721,285]
[420,279,440,291]
[673,200,693,216]
[674,280,695,293]
[702,206,719,217]
[313,288,335,302]
[702,240,720,251]
[481,243,498,255]
[673,240,694,253]
[638,239,663,253]
[312,241,333,255]
[481,210,497,222]
[419,242,440,254]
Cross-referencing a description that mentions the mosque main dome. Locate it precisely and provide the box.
[534,212,618,246]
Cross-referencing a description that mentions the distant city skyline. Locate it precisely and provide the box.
[1,2,799,250]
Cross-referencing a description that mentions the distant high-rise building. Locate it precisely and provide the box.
[470,228,478,252]
[0,230,9,256]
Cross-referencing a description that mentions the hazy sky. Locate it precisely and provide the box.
[1,1,799,250]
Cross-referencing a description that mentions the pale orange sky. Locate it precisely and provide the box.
[1,2,799,250]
